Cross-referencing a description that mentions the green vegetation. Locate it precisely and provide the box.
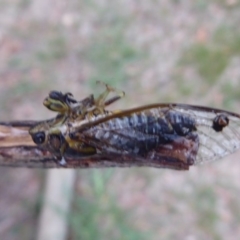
[193,186,219,235]
[36,33,67,63]
[183,44,228,84]
[70,170,149,240]
[180,27,240,85]
[82,16,145,88]
[221,82,240,108]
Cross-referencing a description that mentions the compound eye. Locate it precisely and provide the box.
[32,131,46,144]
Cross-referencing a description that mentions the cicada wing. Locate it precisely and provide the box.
[172,105,240,165]
[71,104,240,168]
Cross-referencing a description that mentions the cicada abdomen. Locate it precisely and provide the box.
[71,104,240,169]
[70,107,198,169]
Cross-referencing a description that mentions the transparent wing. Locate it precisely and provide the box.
[73,104,240,166]
[173,105,240,165]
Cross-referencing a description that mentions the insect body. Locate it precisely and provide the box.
[29,82,125,164]
[70,106,199,169]
[68,104,240,169]
[29,84,240,169]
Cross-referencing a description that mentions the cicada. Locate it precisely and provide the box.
[29,83,240,170]
[29,82,125,165]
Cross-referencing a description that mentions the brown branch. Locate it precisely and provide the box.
[0,120,189,170]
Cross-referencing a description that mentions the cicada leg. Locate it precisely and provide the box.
[65,135,97,155]
[46,129,97,165]
[43,91,96,121]
[43,82,125,118]
[93,81,125,113]
[43,91,77,114]
[45,130,73,166]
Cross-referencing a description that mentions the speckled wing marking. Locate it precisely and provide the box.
[71,104,240,168]
[172,105,240,165]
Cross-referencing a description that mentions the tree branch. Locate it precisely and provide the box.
[0,120,189,170]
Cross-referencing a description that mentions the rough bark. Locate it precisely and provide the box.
[0,120,185,169]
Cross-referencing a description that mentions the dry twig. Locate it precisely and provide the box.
[0,120,177,169]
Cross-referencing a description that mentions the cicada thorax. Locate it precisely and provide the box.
[29,82,125,164]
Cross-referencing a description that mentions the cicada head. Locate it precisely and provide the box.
[29,113,65,145]
[29,121,51,146]
[29,119,69,159]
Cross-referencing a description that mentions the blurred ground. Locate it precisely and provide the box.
[1,0,240,239]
